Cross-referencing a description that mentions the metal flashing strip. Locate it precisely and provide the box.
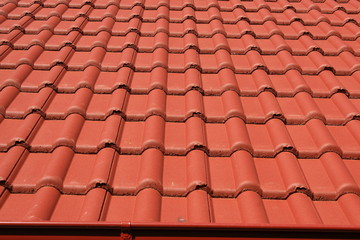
[0,222,360,240]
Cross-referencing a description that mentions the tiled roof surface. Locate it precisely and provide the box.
[0,0,360,226]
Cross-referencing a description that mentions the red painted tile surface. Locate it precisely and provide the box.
[0,0,360,227]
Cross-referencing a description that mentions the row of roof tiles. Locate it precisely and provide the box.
[1,147,360,200]
[1,187,360,225]
[3,33,360,57]
[1,67,360,97]
[1,47,360,75]
[1,17,359,40]
[0,115,360,158]
[2,87,360,125]
[3,4,360,26]
[1,0,359,14]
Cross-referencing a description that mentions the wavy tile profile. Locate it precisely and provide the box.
[0,0,360,226]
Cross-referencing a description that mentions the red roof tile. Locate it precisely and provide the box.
[1,0,360,233]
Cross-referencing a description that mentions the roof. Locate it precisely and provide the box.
[1,0,360,238]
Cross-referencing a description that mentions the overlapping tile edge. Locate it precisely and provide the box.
[0,0,360,225]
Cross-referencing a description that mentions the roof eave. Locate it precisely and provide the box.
[1,221,360,240]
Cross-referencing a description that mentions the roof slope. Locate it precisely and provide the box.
[0,0,360,226]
